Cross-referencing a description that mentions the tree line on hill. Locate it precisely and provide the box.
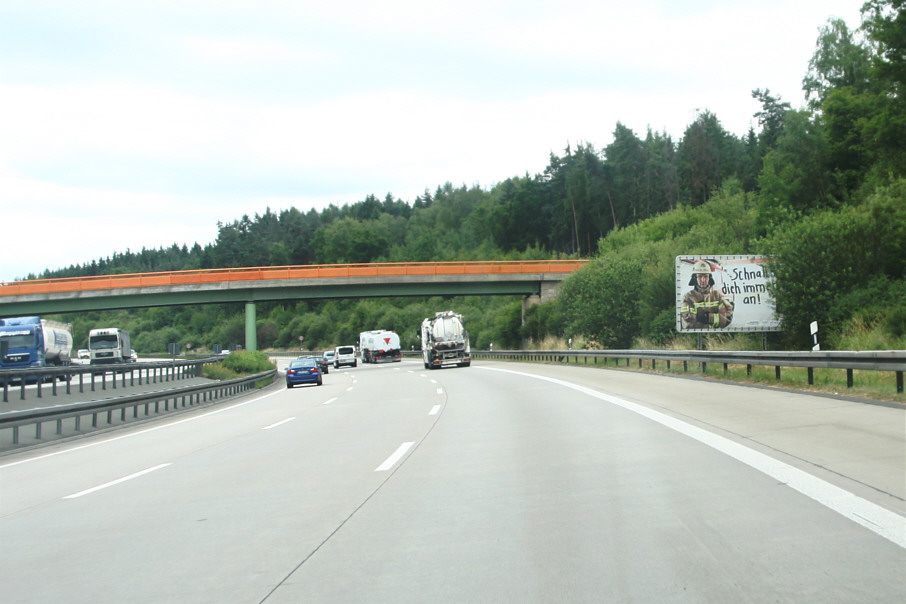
[37,3,906,354]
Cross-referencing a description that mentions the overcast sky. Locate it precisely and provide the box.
[0,0,864,281]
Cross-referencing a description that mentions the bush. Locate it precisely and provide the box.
[201,363,239,380]
[764,181,906,348]
[220,350,275,374]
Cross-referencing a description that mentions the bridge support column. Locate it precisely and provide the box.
[245,302,257,352]
[521,281,561,322]
[522,294,541,323]
[540,280,560,302]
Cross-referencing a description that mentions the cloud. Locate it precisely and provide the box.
[0,0,866,281]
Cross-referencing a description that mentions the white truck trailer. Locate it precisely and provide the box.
[359,330,402,363]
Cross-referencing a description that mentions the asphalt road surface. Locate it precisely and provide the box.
[1,359,903,603]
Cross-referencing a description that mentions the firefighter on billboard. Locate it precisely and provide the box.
[681,260,735,329]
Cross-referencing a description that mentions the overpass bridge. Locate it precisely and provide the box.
[0,260,587,351]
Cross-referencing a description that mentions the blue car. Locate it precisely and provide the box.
[286,357,323,388]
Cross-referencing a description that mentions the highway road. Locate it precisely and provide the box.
[1,358,903,603]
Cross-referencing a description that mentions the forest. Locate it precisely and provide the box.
[32,2,906,355]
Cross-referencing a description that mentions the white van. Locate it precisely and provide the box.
[334,345,357,368]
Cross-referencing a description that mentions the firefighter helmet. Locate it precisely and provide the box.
[691,260,711,274]
[689,260,715,287]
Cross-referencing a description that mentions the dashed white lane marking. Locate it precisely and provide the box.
[322,398,337,405]
[64,464,171,499]
[375,442,414,472]
[263,418,296,430]
[429,405,441,416]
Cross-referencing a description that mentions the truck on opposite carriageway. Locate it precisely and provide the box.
[0,316,73,369]
[88,327,132,365]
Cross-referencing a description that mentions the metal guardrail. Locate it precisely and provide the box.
[0,368,276,448]
[0,357,219,403]
[468,349,905,393]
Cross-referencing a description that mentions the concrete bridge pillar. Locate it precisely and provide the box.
[521,280,561,321]
[245,302,257,352]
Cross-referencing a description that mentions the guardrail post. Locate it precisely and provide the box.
[36,378,42,398]
[2,378,7,403]
[701,362,707,374]
[808,367,814,385]
[775,366,781,380]
[897,371,903,394]
[846,369,854,389]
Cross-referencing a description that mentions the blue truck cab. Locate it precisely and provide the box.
[0,316,73,369]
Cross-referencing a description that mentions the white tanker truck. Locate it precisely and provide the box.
[419,310,470,369]
[0,316,73,369]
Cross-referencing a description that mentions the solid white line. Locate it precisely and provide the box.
[375,442,414,472]
[429,405,441,416]
[263,417,296,430]
[477,366,906,549]
[322,397,338,405]
[64,464,171,499]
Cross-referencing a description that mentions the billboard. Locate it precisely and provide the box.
[676,255,780,333]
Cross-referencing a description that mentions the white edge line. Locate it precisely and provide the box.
[1,389,285,470]
[375,442,415,472]
[64,463,171,499]
[476,366,906,549]
[263,417,296,430]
